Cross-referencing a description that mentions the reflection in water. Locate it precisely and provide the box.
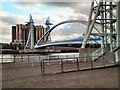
[0,54,15,63]
[0,53,79,63]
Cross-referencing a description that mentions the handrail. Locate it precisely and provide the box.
[41,56,93,62]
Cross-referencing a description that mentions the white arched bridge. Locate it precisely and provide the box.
[35,20,101,49]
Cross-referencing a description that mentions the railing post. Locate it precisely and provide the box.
[2,54,3,63]
[84,53,86,62]
[77,58,79,71]
[48,55,50,65]
[43,60,45,74]
[21,55,23,62]
[39,55,40,62]
[102,55,105,67]
[73,55,75,63]
[90,56,93,69]
[14,55,15,63]
[94,54,95,61]
[28,55,29,62]
[41,61,42,74]
[113,54,116,66]
[61,59,63,73]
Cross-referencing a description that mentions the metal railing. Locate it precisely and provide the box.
[40,55,117,74]
[0,54,49,63]
[1,51,118,75]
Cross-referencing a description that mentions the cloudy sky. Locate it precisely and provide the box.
[0,0,91,43]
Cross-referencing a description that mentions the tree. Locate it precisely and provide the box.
[2,44,9,49]
[17,43,22,50]
[9,42,13,49]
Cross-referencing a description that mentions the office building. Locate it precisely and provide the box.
[12,23,46,48]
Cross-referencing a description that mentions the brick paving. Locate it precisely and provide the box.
[2,62,118,88]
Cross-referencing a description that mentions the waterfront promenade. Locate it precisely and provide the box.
[2,62,118,88]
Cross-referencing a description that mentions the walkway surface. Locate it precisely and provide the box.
[2,63,118,88]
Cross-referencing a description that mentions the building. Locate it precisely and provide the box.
[12,23,46,48]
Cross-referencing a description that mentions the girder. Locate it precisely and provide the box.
[81,0,120,62]
[82,1,117,49]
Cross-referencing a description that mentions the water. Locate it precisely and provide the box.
[0,54,14,63]
[0,53,79,63]
[51,53,79,58]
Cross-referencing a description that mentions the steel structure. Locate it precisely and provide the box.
[24,14,34,49]
[45,16,53,41]
[81,0,120,61]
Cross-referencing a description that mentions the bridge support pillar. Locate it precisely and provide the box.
[115,1,120,62]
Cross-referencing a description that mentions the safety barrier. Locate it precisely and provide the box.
[40,55,117,74]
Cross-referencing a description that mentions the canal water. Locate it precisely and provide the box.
[0,53,79,63]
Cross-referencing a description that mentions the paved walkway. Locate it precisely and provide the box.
[2,63,118,88]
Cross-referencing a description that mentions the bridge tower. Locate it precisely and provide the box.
[24,14,34,49]
[45,16,53,41]
[81,0,120,61]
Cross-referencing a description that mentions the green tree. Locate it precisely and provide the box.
[17,43,22,50]
[2,44,9,49]
[9,42,13,49]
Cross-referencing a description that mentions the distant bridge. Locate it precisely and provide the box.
[35,20,90,48]
[35,37,101,48]
[34,19,102,48]
[35,41,82,48]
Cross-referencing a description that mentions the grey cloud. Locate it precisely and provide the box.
[0,36,11,43]
[2,17,17,25]
[73,2,91,16]
[41,2,78,7]
[1,15,28,25]
[33,15,47,25]
[14,2,41,7]
[0,13,28,43]
[15,2,91,16]
[42,2,91,16]
[0,7,28,25]
[15,2,78,7]
[0,29,11,43]
[50,22,87,41]
[14,2,91,24]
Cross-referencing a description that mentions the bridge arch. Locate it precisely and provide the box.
[35,20,88,48]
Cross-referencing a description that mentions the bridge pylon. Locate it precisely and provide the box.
[45,16,53,41]
[81,0,120,61]
[24,14,34,49]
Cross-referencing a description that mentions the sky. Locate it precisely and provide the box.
[0,0,91,43]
